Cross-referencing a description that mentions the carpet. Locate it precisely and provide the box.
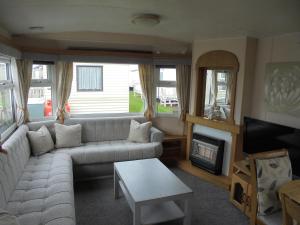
[74,168,249,225]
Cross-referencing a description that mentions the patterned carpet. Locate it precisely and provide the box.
[74,168,249,225]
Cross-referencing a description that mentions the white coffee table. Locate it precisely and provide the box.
[114,158,193,225]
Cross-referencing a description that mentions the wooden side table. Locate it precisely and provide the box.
[279,180,300,225]
[230,159,252,217]
[280,180,300,204]
[160,135,186,166]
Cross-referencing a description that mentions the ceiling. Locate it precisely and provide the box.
[0,0,299,53]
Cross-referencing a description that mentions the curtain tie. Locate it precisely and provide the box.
[57,108,65,114]
[17,106,26,112]
[0,145,8,155]
[180,112,186,121]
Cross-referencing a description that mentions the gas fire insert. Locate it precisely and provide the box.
[190,133,225,175]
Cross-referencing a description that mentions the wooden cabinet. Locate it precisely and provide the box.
[230,159,252,217]
[160,135,186,166]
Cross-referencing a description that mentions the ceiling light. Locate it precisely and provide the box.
[132,14,161,27]
[28,26,44,31]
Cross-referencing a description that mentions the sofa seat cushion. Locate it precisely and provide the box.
[55,140,163,165]
[5,153,75,225]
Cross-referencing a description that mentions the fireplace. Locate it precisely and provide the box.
[190,133,225,175]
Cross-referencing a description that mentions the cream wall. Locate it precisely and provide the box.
[250,33,300,129]
[153,117,185,135]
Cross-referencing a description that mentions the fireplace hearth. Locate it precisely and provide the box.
[190,133,225,175]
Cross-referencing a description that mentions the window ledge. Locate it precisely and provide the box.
[1,122,17,143]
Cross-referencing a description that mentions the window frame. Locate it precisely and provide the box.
[76,65,103,92]
[154,66,178,117]
[0,57,16,142]
[29,62,56,121]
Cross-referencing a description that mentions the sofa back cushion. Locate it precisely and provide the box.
[26,120,58,143]
[128,120,152,143]
[64,117,147,142]
[0,125,31,209]
[27,125,54,156]
[55,123,82,148]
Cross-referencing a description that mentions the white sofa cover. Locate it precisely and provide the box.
[0,116,164,225]
[0,125,75,225]
[27,117,164,166]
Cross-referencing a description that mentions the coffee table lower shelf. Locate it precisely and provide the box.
[119,181,185,225]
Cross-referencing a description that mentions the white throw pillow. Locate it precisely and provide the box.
[128,120,152,143]
[55,123,82,148]
[0,209,20,225]
[27,125,54,156]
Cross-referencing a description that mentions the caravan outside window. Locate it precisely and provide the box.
[69,63,144,115]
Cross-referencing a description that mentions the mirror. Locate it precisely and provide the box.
[195,50,239,123]
[203,69,233,120]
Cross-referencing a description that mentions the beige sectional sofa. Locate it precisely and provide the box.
[0,116,164,225]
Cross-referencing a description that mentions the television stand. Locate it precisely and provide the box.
[229,159,252,217]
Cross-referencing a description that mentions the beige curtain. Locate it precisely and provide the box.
[226,72,233,105]
[138,64,154,120]
[11,58,33,125]
[211,70,217,106]
[56,61,73,123]
[176,64,191,121]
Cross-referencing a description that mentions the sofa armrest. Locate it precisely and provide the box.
[150,127,164,143]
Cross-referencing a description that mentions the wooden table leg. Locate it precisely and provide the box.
[183,198,191,225]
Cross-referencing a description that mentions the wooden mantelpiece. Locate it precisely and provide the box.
[186,114,240,134]
[185,114,241,177]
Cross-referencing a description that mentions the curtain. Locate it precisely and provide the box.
[11,58,33,125]
[138,64,154,120]
[211,70,218,106]
[176,64,191,121]
[226,72,233,105]
[56,61,73,123]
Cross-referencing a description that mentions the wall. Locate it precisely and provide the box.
[0,39,21,59]
[152,117,185,135]
[250,33,300,129]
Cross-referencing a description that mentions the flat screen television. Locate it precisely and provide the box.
[243,117,300,176]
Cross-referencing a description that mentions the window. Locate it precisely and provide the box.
[76,66,103,92]
[155,67,178,115]
[28,63,55,119]
[69,63,143,114]
[0,59,15,136]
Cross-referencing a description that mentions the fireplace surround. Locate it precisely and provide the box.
[190,133,225,175]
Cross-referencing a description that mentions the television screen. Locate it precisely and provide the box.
[243,117,300,176]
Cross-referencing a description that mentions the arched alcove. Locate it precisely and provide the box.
[194,50,239,123]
